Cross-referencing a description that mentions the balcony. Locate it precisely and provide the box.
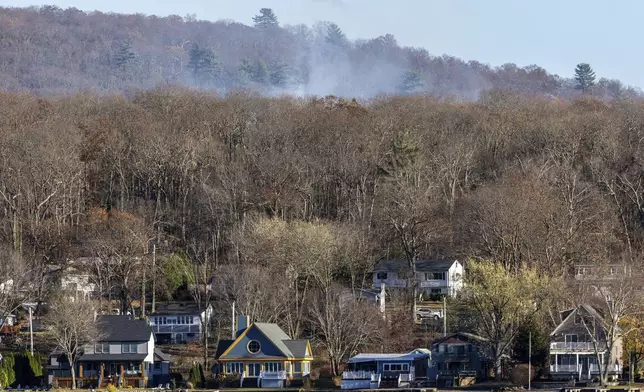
[549,342,605,351]
[420,280,448,288]
[342,371,375,380]
[549,364,622,374]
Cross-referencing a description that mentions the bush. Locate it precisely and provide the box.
[106,383,118,392]
[188,363,203,387]
[186,381,194,389]
[214,373,240,388]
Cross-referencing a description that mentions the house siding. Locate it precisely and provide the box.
[221,328,285,359]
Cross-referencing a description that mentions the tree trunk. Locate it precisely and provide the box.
[494,346,503,381]
[67,354,77,390]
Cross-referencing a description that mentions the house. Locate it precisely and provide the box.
[50,258,100,301]
[341,349,431,390]
[213,316,313,388]
[47,315,171,388]
[150,302,213,344]
[549,305,623,381]
[373,259,464,297]
[339,285,386,315]
[574,263,631,281]
[428,332,494,387]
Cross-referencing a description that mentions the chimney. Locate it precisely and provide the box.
[236,315,250,338]
[379,283,386,317]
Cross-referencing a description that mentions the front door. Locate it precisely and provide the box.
[248,364,261,377]
[579,357,590,380]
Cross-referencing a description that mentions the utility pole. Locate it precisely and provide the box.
[151,244,156,314]
[443,296,447,337]
[28,306,33,356]
[141,268,146,318]
[528,332,532,390]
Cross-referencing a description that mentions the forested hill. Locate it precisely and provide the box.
[0,5,638,99]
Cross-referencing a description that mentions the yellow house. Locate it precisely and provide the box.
[214,316,313,388]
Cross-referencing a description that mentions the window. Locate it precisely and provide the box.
[248,363,261,377]
[95,343,109,353]
[226,363,244,374]
[383,363,409,372]
[193,316,199,324]
[122,343,138,353]
[303,362,310,374]
[264,362,283,372]
[429,272,446,280]
[247,340,261,354]
[376,272,388,280]
[565,334,578,343]
[609,267,616,275]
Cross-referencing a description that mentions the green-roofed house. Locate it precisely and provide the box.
[214,316,313,388]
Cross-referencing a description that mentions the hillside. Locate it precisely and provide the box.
[0,5,638,99]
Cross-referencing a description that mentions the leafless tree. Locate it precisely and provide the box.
[46,295,101,390]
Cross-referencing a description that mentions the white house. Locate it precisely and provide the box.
[372,259,464,297]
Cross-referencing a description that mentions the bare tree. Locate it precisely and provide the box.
[46,295,100,390]
[571,261,644,385]
[308,285,383,377]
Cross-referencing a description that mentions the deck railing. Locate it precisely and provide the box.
[342,371,375,380]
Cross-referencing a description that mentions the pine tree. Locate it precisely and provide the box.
[398,70,423,94]
[574,63,596,93]
[239,59,270,85]
[325,23,347,47]
[252,8,279,29]
[114,39,135,70]
[188,44,220,86]
[269,61,289,88]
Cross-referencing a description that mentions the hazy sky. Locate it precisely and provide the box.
[3,0,641,87]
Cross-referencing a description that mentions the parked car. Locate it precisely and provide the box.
[416,307,443,320]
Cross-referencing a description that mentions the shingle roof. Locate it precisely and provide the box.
[374,259,457,273]
[254,323,293,357]
[80,353,147,361]
[96,315,151,342]
[152,303,203,316]
[154,348,171,362]
[431,332,487,346]
[348,349,430,363]
[215,340,234,358]
[283,340,309,358]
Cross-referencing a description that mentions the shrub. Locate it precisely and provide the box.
[106,383,118,392]
[186,381,194,389]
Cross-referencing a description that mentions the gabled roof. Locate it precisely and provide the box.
[551,304,608,336]
[96,315,151,342]
[217,322,313,360]
[215,340,235,358]
[253,323,293,357]
[374,259,458,273]
[154,348,171,362]
[431,332,487,346]
[283,340,310,358]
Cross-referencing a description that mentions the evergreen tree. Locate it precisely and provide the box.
[325,23,347,47]
[398,70,423,94]
[188,44,220,86]
[239,59,270,85]
[574,63,596,93]
[252,8,279,29]
[269,61,289,88]
[114,39,135,70]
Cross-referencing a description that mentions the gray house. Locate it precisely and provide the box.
[549,305,623,381]
[150,302,213,344]
[428,332,492,386]
[47,315,171,388]
[372,259,464,297]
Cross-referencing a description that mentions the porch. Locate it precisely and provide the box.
[51,361,149,388]
[549,354,622,380]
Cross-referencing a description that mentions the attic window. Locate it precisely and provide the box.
[247,340,261,354]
